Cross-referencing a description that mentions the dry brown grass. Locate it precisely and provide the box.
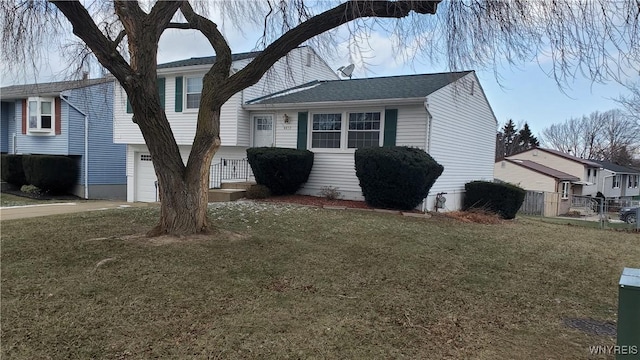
[442,209,505,224]
[1,202,638,359]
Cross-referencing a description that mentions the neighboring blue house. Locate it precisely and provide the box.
[0,78,126,199]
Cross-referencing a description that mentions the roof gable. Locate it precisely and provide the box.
[0,78,112,99]
[504,159,580,181]
[246,71,473,105]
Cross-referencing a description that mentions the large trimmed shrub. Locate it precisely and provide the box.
[247,147,314,195]
[463,181,525,219]
[355,146,444,210]
[22,155,79,194]
[1,154,26,186]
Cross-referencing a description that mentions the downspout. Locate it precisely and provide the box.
[60,95,89,199]
[423,97,434,212]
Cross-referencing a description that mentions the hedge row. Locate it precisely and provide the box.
[463,180,525,219]
[355,146,444,210]
[1,154,78,193]
[247,147,314,195]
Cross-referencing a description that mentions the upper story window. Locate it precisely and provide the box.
[27,97,54,134]
[629,175,639,189]
[186,76,203,109]
[613,175,621,189]
[348,112,380,148]
[311,113,342,148]
[587,168,597,183]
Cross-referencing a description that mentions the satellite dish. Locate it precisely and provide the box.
[337,64,355,79]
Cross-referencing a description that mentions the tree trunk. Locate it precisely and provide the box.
[129,83,221,237]
[148,159,215,237]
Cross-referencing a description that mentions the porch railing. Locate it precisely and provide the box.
[209,158,253,188]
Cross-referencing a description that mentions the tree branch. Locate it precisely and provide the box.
[179,1,231,73]
[223,0,439,97]
[113,29,126,48]
[147,1,183,42]
[167,22,195,29]
[50,0,132,84]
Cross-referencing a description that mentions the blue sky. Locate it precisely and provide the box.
[2,18,636,141]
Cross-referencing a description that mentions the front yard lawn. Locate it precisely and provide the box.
[1,202,638,359]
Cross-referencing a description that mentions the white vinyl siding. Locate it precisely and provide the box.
[425,73,496,211]
[114,47,338,148]
[264,104,433,201]
[395,105,427,149]
[493,161,558,193]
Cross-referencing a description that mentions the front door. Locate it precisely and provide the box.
[253,115,274,147]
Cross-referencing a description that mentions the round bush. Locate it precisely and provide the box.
[355,146,444,210]
[22,155,79,194]
[1,154,26,186]
[247,147,314,195]
[463,180,526,219]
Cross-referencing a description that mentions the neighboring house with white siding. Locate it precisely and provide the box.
[501,147,601,197]
[114,46,339,202]
[245,71,497,211]
[0,79,126,199]
[589,160,640,200]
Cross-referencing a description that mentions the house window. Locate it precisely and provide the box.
[311,113,342,148]
[347,112,381,148]
[27,97,54,133]
[561,181,570,199]
[587,168,597,183]
[185,77,203,109]
[630,175,639,188]
[612,175,621,189]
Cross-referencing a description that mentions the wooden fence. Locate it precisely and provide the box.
[519,191,561,217]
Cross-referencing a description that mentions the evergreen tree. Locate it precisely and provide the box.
[517,123,540,149]
[502,119,520,157]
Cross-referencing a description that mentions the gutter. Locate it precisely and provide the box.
[243,97,427,111]
[423,97,434,212]
[60,95,89,199]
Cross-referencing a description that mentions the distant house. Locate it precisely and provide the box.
[590,160,640,200]
[496,147,601,198]
[494,158,579,197]
[0,78,126,199]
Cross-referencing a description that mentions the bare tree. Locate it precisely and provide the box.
[541,109,640,162]
[2,0,640,236]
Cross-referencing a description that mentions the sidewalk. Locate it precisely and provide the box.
[0,201,154,221]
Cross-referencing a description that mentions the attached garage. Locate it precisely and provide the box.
[127,145,250,202]
[134,153,158,202]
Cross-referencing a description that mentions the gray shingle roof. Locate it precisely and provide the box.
[506,159,580,181]
[589,160,640,174]
[157,51,262,69]
[246,71,473,104]
[0,78,111,99]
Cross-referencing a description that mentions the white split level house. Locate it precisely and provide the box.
[114,46,497,211]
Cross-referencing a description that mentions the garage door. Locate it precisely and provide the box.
[135,153,158,202]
